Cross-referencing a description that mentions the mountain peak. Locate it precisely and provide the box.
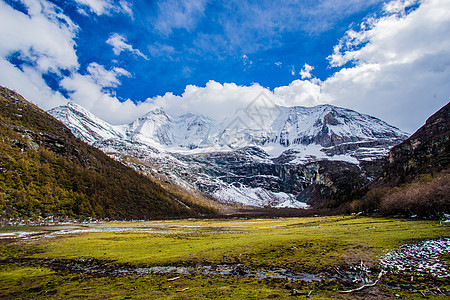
[47,98,411,209]
[49,102,124,144]
[50,101,408,158]
[145,107,167,116]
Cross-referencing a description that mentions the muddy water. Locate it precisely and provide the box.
[30,257,345,282]
[140,265,324,281]
[0,224,182,239]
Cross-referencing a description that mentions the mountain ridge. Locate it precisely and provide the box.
[49,102,407,154]
[49,99,408,208]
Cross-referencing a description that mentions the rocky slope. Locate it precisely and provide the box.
[382,102,450,185]
[0,86,216,220]
[49,100,408,208]
[346,102,450,218]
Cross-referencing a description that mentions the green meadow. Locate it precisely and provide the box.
[0,216,449,299]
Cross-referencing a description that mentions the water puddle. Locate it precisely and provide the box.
[36,258,327,282]
[139,265,324,281]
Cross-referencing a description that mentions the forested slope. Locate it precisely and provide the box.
[0,86,216,220]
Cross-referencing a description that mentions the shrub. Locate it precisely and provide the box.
[380,174,450,219]
[340,187,392,214]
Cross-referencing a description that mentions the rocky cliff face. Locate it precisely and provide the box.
[48,101,408,208]
[383,102,450,185]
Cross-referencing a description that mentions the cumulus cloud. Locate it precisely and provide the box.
[0,0,78,109]
[106,33,148,59]
[0,0,78,72]
[86,63,131,88]
[60,68,151,124]
[149,81,269,121]
[300,63,314,79]
[0,1,136,118]
[274,79,323,107]
[322,0,450,132]
[74,0,132,16]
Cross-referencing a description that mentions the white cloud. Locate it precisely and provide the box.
[137,79,324,123]
[0,0,78,109]
[0,0,78,72]
[60,70,151,124]
[149,81,269,121]
[106,33,148,60]
[0,1,136,119]
[1,0,448,135]
[289,65,296,76]
[153,0,207,36]
[74,0,133,16]
[384,0,418,13]
[86,62,131,88]
[300,63,314,79]
[322,0,450,132]
[274,79,323,107]
[0,60,68,110]
[241,54,252,66]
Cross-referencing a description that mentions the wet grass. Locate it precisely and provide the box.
[30,216,448,272]
[0,216,449,299]
[0,264,346,299]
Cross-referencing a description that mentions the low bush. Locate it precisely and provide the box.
[380,174,450,219]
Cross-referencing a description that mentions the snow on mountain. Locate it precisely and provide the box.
[125,107,173,148]
[124,108,217,150]
[215,104,407,150]
[48,102,408,209]
[50,102,407,154]
[48,102,124,144]
[174,113,217,149]
[213,185,309,208]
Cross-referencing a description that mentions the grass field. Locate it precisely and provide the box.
[0,216,449,299]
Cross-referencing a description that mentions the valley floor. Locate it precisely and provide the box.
[0,216,449,299]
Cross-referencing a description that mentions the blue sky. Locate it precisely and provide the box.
[41,0,385,97]
[0,0,449,132]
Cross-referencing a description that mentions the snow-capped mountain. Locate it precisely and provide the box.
[50,102,406,154]
[49,102,124,144]
[126,108,174,147]
[48,102,408,208]
[175,113,217,149]
[214,104,405,151]
[124,108,217,149]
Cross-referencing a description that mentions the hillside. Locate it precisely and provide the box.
[0,86,217,221]
[383,102,450,185]
[344,102,450,218]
